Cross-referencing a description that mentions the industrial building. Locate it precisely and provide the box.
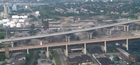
[97,58,112,65]
[3,4,10,18]
[117,48,137,62]
[67,55,93,65]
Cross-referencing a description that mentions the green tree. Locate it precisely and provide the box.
[19,61,25,65]
[42,19,49,28]
[33,51,39,65]
[29,15,38,21]
[0,62,7,65]
[49,56,53,60]
[52,63,55,65]
[30,24,35,35]
[0,53,6,61]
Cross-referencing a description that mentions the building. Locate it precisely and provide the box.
[4,42,10,58]
[11,3,17,11]
[97,58,112,65]
[3,4,10,18]
[117,48,137,62]
[67,55,93,65]
[85,0,94,2]
[42,19,49,30]
[131,31,140,36]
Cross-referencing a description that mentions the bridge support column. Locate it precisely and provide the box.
[106,29,112,35]
[82,43,86,54]
[40,41,43,45]
[123,39,129,50]
[89,32,93,39]
[11,42,14,48]
[86,32,93,39]
[109,30,112,35]
[101,41,107,52]
[126,25,129,31]
[116,26,119,30]
[27,49,29,54]
[65,35,70,42]
[4,42,10,58]
[123,25,126,31]
[46,47,49,58]
[86,32,89,39]
[64,45,68,56]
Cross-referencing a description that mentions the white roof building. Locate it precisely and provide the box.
[16,23,21,27]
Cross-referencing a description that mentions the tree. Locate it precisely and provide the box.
[49,56,53,60]
[0,36,4,39]
[42,19,49,29]
[30,24,35,35]
[52,63,55,65]
[19,62,25,65]
[29,15,38,21]
[0,62,7,65]
[0,53,6,61]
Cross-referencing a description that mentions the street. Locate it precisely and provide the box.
[56,49,67,65]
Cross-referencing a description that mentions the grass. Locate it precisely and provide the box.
[53,50,62,65]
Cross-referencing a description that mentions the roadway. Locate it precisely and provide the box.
[56,49,67,65]
[0,35,140,52]
[0,19,139,42]
[5,27,60,31]
[3,25,61,30]
[0,3,49,6]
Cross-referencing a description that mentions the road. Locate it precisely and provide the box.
[30,51,36,65]
[0,19,139,42]
[4,25,62,31]
[0,35,140,52]
[56,49,67,65]
[0,3,49,6]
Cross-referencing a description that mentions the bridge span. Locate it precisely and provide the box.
[0,19,140,42]
[1,35,140,57]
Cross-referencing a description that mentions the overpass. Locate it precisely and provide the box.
[3,25,61,30]
[0,3,49,6]
[0,19,139,42]
[1,35,140,57]
[5,26,61,31]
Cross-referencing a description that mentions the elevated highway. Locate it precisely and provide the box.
[0,3,49,6]
[0,19,139,42]
[0,35,140,52]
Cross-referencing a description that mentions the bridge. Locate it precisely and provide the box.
[0,19,140,42]
[0,3,49,6]
[4,25,61,31]
[1,35,140,57]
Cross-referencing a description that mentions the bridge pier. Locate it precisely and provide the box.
[46,47,49,58]
[116,26,119,30]
[86,32,93,39]
[11,42,14,48]
[4,42,10,58]
[27,49,29,54]
[101,41,107,52]
[89,32,93,39]
[123,25,129,31]
[64,45,68,56]
[123,25,126,31]
[126,25,129,31]
[40,40,43,45]
[106,29,112,35]
[123,39,129,50]
[82,43,86,54]
[65,35,70,42]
